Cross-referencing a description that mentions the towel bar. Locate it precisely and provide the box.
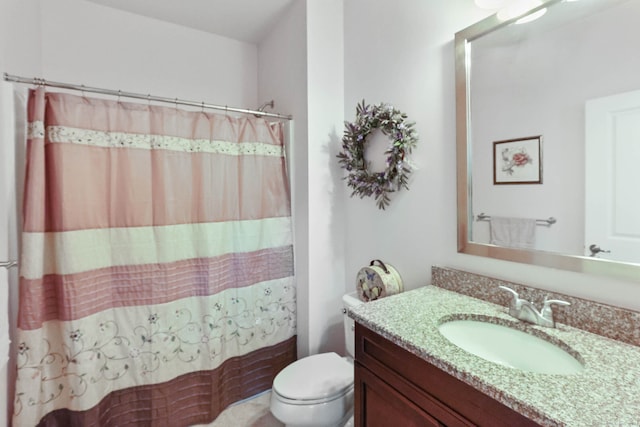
[476,213,556,226]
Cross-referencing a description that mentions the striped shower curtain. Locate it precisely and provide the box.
[13,88,296,426]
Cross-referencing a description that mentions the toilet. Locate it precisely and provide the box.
[270,292,363,427]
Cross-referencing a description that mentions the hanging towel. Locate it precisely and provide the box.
[490,216,536,249]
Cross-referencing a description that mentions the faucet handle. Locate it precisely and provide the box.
[498,286,522,309]
[541,298,570,317]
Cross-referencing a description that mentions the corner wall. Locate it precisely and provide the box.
[0,0,42,423]
[261,0,347,358]
[304,0,346,356]
[258,0,311,358]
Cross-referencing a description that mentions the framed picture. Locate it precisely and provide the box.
[493,136,542,185]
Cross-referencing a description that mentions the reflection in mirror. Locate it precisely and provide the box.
[456,0,640,281]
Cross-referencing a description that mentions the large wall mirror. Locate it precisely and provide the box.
[456,0,640,281]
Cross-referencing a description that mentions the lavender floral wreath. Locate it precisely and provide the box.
[337,101,418,209]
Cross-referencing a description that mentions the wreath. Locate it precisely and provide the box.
[337,100,418,209]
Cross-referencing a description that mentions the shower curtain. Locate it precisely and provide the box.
[13,88,296,426]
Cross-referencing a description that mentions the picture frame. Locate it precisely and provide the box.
[493,136,542,185]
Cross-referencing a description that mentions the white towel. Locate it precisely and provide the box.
[490,217,536,249]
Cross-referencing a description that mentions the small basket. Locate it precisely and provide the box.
[356,260,403,302]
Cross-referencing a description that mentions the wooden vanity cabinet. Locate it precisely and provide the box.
[354,323,540,427]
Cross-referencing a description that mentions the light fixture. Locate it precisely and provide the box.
[475,0,547,24]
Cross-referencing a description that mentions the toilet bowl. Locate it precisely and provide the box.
[270,352,354,427]
[270,292,363,427]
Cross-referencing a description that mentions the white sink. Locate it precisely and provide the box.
[438,319,584,374]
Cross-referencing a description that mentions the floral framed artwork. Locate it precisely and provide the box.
[493,136,542,185]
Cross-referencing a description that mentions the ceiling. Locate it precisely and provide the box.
[86,0,296,44]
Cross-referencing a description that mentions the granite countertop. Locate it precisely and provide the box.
[348,285,640,427]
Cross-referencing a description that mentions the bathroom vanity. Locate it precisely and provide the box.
[354,323,537,426]
[349,268,640,426]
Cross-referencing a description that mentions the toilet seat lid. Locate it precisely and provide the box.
[273,352,353,401]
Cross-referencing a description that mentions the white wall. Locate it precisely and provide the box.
[304,0,346,356]
[343,0,489,291]
[40,0,258,107]
[261,0,346,358]
[0,1,42,424]
[252,0,352,359]
[257,0,311,357]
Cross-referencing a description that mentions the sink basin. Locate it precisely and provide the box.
[438,319,584,374]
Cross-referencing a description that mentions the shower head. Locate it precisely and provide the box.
[254,100,275,117]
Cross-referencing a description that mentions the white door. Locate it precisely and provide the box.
[585,90,640,263]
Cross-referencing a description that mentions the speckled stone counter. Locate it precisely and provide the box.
[348,286,640,426]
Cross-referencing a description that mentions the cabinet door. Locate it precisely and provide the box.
[355,323,540,427]
[355,363,443,427]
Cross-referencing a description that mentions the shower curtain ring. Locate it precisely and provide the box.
[201,101,205,112]
[117,90,122,103]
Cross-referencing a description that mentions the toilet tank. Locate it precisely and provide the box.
[342,292,364,358]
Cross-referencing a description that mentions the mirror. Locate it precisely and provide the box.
[455,0,640,281]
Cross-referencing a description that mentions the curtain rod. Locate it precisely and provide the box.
[3,72,293,120]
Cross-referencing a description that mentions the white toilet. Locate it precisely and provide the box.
[270,292,363,427]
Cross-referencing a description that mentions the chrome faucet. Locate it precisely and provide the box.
[498,286,570,328]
